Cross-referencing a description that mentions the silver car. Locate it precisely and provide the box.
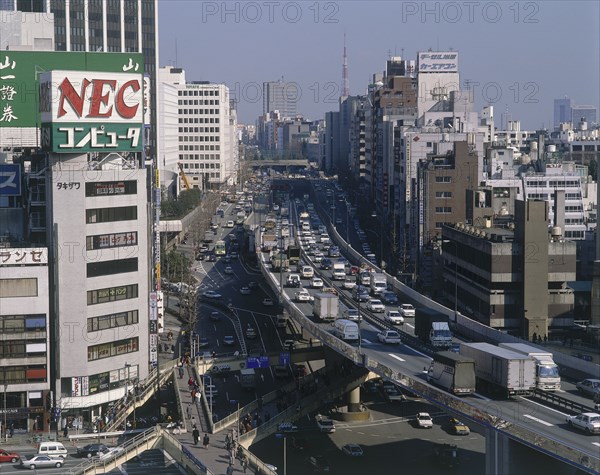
[21,455,64,470]
[576,379,600,398]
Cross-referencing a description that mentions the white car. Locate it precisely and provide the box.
[239,286,251,295]
[377,330,401,344]
[343,308,361,322]
[224,266,234,275]
[399,303,416,318]
[311,277,324,289]
[315,414,336,433]
[416,412,433,428]
[277,422,298,433]
[366,299,385,313]
[342,279,356,290]
[313,253,323,263]
[342,444,363,457]
[566,412,600,434]
[262,298,274,306]
[385,310,404,325]
[295,290,311,302]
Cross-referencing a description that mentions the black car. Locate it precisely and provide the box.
[380,291,398,305]
[77,444,108,458]
[320,258,333,270]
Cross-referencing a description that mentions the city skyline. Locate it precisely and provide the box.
[158,1,599,128]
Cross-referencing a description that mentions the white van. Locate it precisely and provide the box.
[301,266,314,279]
[332,319,359,342]
[38,441,68,459]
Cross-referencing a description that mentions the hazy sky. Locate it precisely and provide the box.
[158,1,599,129]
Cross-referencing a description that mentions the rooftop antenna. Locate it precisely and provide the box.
[341,32,350,97]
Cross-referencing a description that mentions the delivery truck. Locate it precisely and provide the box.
[287,245,301,265]
[427,351,476,396]
[498,342,561,391]
[313,293,339,322]
[460,342,536,398]
[415,308,453,349]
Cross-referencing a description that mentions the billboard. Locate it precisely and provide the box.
[40,70,143,153]
[418,52,459,72]
[0,164,21,196]
[0,51,143,129]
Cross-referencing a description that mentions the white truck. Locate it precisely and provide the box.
[332,319,359,342]
[460,342,536,398]
[498,343,561,391]
[332,262,346,280]
[369,272,387,295]
[313,293,339,322]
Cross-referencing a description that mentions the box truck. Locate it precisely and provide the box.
[460,342,536,398]
[240,368,257,390]
[415,308,453,349]
[313,293,339,322]
[498,343,561,391]
[427,351,476,396]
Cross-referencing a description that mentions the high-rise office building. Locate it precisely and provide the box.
[553,97,572,129]
[571,105,597,128]
[263,80,298,118]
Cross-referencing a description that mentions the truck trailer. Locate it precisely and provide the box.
[240,368,257,390]
[414,308,453,349]
[313,293,339,322]
[460,342,536,398]
[427,351,476,396]
[498,342,561,391]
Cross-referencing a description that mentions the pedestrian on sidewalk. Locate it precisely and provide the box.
[192,426,200,446]
[63,425,68,439]
[178,366,184,379]
[186,403,192,419]
[242,456,248,473]
[226,464,234,475]
[203,433,210,449]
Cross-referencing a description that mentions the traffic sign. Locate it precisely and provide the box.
[279,352,290,366]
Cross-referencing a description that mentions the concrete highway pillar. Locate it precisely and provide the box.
[347,386,361,412]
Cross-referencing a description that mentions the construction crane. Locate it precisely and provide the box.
[177,162,191,191]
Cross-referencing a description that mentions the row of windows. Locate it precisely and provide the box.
[85,181,137,197]
[526,180,580,187]
[0,340,46,357]
[564,231,585,239]
[86,231,138,251]
[565,219,584,225]
[86,206,137,224]
[180,162,220,170]
[179,127,220,133]
[88,337,139,362]
[565,206,583,212]
[179,135,220,142]
[0,366,47,384]
[87,258,138,278]
[178,144,220,152]
[179,90,219,96]
[88,310,139,333]
[435,207,452,214]
[435,191,452,198]
[178,151,221,159]
[0,278,38,298]
[435,176,452,183]
[528,193,583,200]
[435,222,452,229]
[180,171,221,179]
[179,118,219,124]
[179,109,220,115]
[87,284,138,305]
[0,315,46,333]
[179,100,220,106]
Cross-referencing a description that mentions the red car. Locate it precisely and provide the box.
[349,265,359,275]
[0,449,20,463]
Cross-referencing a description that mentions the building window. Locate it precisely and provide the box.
[0,314,46,333]
[435,176,451,183]
[87,310,139,333]
[87,258,138,278]
[435,191,452,198]
[435,207,452,214]
[85,181,137,197]
[86,232,138,250]
[86,206,137,224]
[0,278,38,298]
[87,284,139,305]
[87,337,139,361]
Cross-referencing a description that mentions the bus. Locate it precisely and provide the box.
[214,240,226,256]
[235,211,245,225]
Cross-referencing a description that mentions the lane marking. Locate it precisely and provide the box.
[361,338,372,344]
[388,353,405,362]
[523,414,554,427]
[592,442,600,448]
[471,393,492,401]
[519,397,569,417]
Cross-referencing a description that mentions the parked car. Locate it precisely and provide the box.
[77,444,109,458]
[20,455,63,470]
[566,412,600,434]
[448,418,470,435]
[416,412,433,428]
[366,299,385,313]
[576,379,600,398]
[0,449,20,463]
[341,444,363,457]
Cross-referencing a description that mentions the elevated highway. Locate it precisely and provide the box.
[252,183,600,475]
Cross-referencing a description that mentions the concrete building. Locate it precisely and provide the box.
[263,80,298,118]
[416,51,460,120]
[441,202,576,337]
[324,111,340,172]
[169,76,238,191]
[571,105,597,128]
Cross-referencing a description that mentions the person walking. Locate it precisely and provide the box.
[242,456,249,473]
[202,433,210,449]
[192,426,200,446]
[593,391,600,412]
[226,464,234,475]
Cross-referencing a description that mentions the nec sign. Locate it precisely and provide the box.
[57,77,140,120]
[40,70,143,153]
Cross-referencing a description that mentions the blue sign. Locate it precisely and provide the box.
[247,356,270,369]
[279,352,290,366]
[450,343,461,353]
[0,164,21,196]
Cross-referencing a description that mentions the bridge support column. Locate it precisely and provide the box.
[347,386,361,412]
[485,428,510,475]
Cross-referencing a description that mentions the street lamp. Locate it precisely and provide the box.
[275,433,287,475]
[124,363,131,427]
